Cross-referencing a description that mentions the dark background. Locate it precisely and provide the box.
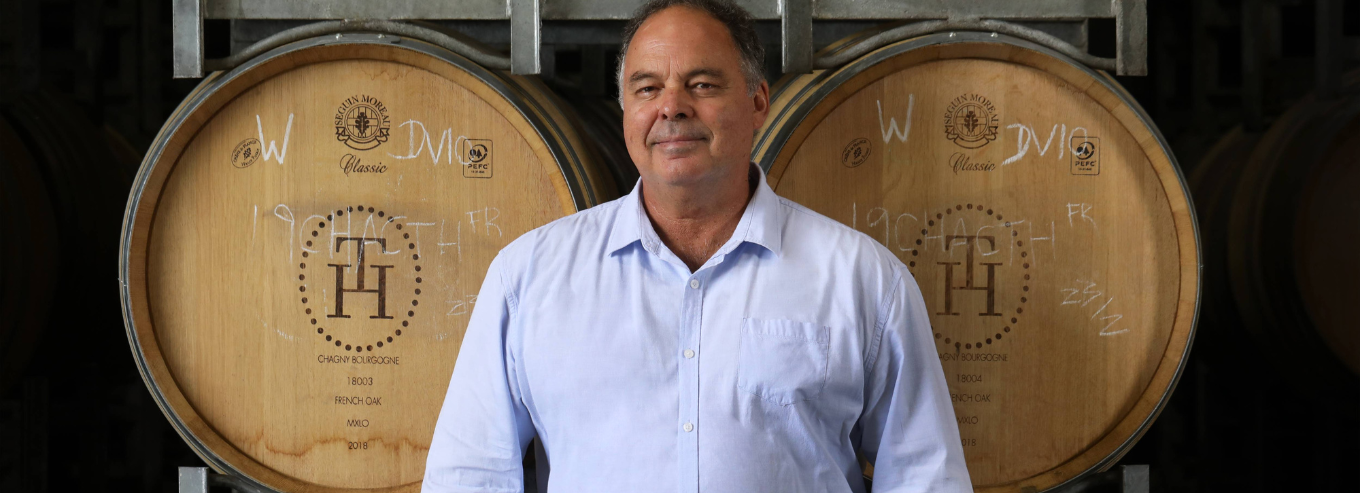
[1,1,1358,492]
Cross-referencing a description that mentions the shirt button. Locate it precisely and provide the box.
[689,279,700,289]
[683,422,694,432]
[683,349,695,359]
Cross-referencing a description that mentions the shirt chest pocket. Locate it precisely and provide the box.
[736,318,830,405]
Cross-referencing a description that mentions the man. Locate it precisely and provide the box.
[422,0,971,491]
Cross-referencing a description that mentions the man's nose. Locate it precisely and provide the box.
[659,85,694,121]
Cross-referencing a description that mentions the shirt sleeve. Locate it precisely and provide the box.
[423,253,536,493]
[858,266,973,492]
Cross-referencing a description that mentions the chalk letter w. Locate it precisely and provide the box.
[256,113,294,164]
[876,95,916,143]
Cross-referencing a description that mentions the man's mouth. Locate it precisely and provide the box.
[654,136,705,143]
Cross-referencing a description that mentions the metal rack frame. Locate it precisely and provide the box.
[179,465,1150,493]
[174,0,1148,78]
[167,2,1150,492]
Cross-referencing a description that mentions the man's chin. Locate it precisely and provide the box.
[647,158,718,188]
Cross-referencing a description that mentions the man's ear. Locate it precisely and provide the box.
[752,80,771,131]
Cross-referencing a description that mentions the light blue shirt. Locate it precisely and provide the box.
[423,165,972,493]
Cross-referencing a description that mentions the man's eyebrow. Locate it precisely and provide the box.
[627,68,729,85]
[628,71,660,85]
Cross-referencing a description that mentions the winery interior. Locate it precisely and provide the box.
[1,0,1358,492]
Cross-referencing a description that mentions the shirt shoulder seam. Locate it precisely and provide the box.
[497,252,520,317]
[864,265,905,375]
[778,197,844,229]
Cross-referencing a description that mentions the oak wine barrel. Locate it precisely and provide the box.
[119,33,617,492]
[0,90,140,393]
[0,115,58,394]
[1187,127,1258,363]
[550,84,640,195]
[1224,77,1360,389]
[754,30,1199,492]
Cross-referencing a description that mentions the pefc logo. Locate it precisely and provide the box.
[463,139,494,178]
[1070,136,1100,175]
[467,143,489,162]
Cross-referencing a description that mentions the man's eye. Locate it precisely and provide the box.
[637,86,657,96]
[695,83,714,90]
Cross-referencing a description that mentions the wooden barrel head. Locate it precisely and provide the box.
[549,84,640,195]
[1189,128,1256,336]
[755,32,1198,492]
[0,116,58,393]
[120,35,612,492]
[2,90,137,393]
[1294,116,1360,376]
[1227,84,1360,385]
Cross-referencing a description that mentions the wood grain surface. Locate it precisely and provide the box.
[755,35,1198,492]
[122,39,613,492]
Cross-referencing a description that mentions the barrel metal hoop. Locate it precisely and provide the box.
[119,32,587,493]
[496,78,600,208]
[203,19,512,72]
[759,31,1201,491]
[812,20,1117,72]
[120,71,251,486]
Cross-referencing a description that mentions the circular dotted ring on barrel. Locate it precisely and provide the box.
[299,205,417,353]
[910,204,1029,352]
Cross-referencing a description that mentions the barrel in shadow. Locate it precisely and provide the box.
[549,83,639,195]
[1195,76,1360,393]
[0,90,143,393]
[1,88,148,492]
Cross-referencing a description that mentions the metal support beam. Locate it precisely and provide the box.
[181,0,1150,77]
[782,0,813,74]
[172,0,203,78]
[511,0,542,74]
[1121,465,1150,493]
[1115,0,1147,76]
[1316,0,1342,97]
[1047,464,1150,493]
[813,0,1112,20]
[178,467,276,493]
[204,0,1118,21]
[1242,0,1264,130]
[178,467,207,493]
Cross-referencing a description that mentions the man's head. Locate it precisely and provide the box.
[617,0,770,192]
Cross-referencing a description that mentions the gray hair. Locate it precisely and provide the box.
[615,0,766,107]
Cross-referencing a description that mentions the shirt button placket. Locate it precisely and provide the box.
[679,275,703,493]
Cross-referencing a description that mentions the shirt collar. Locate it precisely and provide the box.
[606,163,784,258]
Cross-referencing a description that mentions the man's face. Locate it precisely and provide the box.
[620,6,770,189]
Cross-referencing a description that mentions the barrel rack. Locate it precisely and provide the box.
[169,1,1150,492]
[173,0,1149,78]
[177,465,1150,493]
